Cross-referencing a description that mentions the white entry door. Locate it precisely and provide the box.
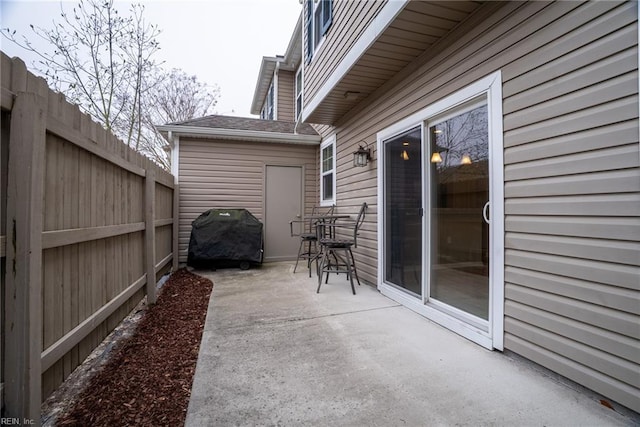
[264,165,303,262]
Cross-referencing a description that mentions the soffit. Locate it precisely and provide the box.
[304,1,485,125]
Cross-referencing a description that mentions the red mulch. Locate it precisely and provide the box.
[57,269,213,427]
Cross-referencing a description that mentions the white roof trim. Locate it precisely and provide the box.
[250,57,281,115]
[157,124,321,145]
[301,0,408,123]
[282,12,303,70]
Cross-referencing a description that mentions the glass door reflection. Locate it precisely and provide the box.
[384,126,422,296]
[429,102,489,320]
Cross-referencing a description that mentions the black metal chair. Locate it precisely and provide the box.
[290,205,335,276]
[317,202,367,295]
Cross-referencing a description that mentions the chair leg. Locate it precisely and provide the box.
[344,248,356,295]
[348,247,361,288]
[293,238,305,273]
[317,248,329,293]
[325,249,332,284]
[315,243,324,279]
[307,240,317,278]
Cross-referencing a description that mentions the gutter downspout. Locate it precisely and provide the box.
[294,116,301,135]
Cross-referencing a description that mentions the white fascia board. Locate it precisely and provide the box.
[155,125,321,145]
[250,57,280,115]
[282,12,303,70]
[301,0,408,123]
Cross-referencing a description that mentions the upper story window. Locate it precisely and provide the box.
[306,0,333,63]
[320,135,336,205]
[295,67,303,120]
[261,83,275,120]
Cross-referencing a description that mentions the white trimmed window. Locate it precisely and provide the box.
[306,0,333,63]
[295,67,303,120]
[261,83,274,120]
[266,83,274,120]
[320,135,336,205]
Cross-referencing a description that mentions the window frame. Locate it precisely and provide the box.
[265,83,274,120]
[306,0,333,63]
[319,135,336,206]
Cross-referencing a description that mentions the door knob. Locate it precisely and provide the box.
[483,201,490,224]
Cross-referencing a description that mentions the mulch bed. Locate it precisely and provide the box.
[56,268,213,427]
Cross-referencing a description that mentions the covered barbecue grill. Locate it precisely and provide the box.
[187,208,263,270]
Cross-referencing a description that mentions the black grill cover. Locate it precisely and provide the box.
[187,208,263,268]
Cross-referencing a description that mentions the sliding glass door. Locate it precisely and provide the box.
[378,73,503,349]
[378,71,504,349]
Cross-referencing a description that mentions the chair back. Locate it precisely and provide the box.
[305,205,320,233]
[305,204,335,233]
[352,202,367,247]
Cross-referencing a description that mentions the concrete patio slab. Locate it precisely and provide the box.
[186,262,636,426]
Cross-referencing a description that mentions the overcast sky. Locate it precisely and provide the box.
[0,0,302,117]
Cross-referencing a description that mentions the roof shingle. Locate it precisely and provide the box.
[167,115,318,136]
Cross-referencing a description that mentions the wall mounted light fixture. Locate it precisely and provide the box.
[353,141,371,167]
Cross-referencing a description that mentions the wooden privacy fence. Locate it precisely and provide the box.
[0,53,179,423]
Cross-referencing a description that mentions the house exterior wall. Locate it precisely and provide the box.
[277,69,295,121]
[177,138,318,263]
[318,1,638,411]
[303,0,386,109]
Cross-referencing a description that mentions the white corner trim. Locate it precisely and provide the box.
[301,0,408,122]
[170,133,180,182]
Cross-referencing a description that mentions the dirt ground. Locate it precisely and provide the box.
[49,268,213,427]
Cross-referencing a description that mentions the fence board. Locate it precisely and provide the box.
[47,116,146,177]
[4,90,47,422]
[145,169,157,304]
[42,223,146,249]
[1,87,14,110]
[1,52,178,420]
[40,273,146,372]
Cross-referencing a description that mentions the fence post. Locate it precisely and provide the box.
[4,91,47,424]
[145,168,156,304]
[172,183,180,272]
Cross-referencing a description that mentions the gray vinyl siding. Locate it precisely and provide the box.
[304,0,386,108]
[324,1,638,411]
[178,138,318,263]
[277,70,295,121]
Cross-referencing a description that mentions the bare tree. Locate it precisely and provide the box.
[137,69,220,169]
[150,68,220,124]
[2,0,161,157]
[2,0,220,170]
